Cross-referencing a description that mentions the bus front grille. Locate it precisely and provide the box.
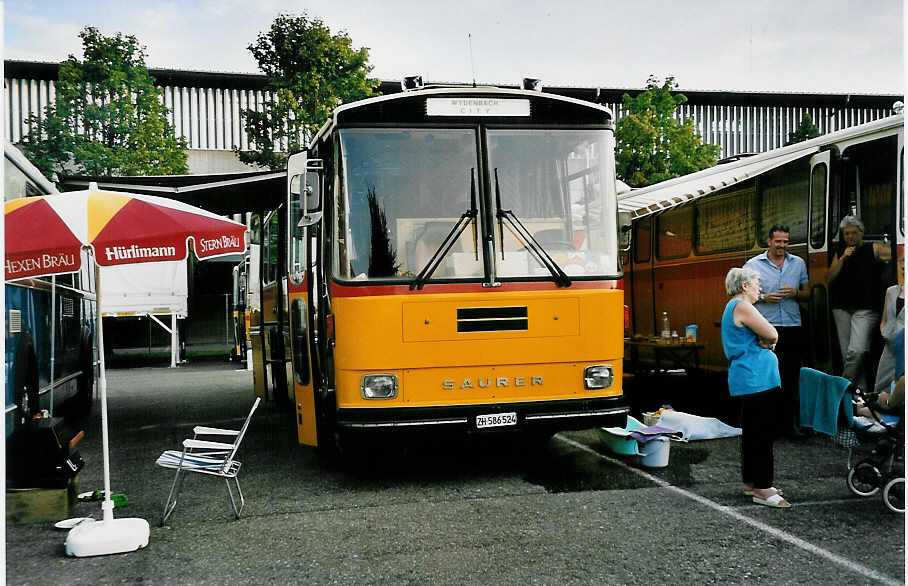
[457,306,528,332]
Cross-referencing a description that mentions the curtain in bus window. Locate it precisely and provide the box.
[810,164,827,249]
[634,217,651,263]
[694,185,756,255]
[265,213,279,284]
[656,205,692,259]
[758,159,809,244]
[844,137,898,237]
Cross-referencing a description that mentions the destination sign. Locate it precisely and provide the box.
[426,97,530,117]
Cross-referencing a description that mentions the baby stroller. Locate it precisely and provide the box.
[799,368,904,513]
[846,386,904,513]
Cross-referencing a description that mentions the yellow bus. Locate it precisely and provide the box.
[230,254,251,363]
[252,82,628,452]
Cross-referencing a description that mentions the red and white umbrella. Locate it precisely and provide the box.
[6,187,246,280]
[5,185,247,556]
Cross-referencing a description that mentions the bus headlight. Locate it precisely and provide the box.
[361,374,398,399]
[583,365,614,390]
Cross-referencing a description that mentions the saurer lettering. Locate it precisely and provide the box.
[442,376,544,390]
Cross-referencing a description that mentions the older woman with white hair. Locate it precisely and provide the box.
[827,215,892,391]
[722,267,788,508]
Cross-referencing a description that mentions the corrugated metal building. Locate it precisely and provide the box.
[4,59,902,166]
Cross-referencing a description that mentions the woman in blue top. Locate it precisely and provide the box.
[722,267,789,508]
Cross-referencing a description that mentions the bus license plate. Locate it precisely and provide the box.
[476,412,517,429]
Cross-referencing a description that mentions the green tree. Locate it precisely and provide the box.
[615,76,720,188]
[786,112,820,145]
[237,13,380,170]
[20,27,188,179]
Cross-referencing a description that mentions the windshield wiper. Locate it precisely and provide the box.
[409,169,479,290]
[494,168,571,288]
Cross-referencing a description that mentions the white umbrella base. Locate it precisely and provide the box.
[65,517,150,557]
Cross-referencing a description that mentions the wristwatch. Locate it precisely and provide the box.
[759,293,764,302]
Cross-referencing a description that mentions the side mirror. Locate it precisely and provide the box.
[617,210,633,251]
[288,152,323,227]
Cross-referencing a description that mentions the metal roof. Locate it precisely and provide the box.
[617,114,904,219]
[5,60,901,109]
[60,170,283,215]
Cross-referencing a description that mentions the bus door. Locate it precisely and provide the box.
[630,215,655,337]
[248,216,268,400]
[897,133,904,276]
[807,151,833,369]
[259,211,290,405]
[231,264,242,361]
[841,135,900,379]
[860,136,899,287]
[288,153,318,446]
[274,208,294,406]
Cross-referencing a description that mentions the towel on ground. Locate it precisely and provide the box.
[656,410,742,441]
[628,425,684,443]
[798,367,853,437]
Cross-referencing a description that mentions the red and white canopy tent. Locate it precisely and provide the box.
[5,184,247,556]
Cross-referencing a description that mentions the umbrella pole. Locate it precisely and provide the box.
[50,275,56,416]
[95,262,114,522]
[65,258,149,557]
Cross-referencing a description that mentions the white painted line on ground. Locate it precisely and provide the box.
[557,435,902,586]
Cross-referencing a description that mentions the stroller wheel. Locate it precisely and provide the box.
[882,477,905,514]
[848,462,882,497]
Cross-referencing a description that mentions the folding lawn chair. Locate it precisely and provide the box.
[156,397,261,525]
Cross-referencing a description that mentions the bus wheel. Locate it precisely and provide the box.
[315,390,341,464]
[524,429,555,447]
[315,430,341,465]
[14,355,39,427]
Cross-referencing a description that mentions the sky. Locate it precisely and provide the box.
[3,0,905,95]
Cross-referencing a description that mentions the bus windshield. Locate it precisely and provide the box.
[488,129,617,278]
[337,128,481,281]
[335,127,617,283]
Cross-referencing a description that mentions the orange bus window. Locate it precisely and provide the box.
[656,206,692,259]
[634,217,651,263]
[695,186,756,255]
[810,163,827,249]
[759,160,809,244]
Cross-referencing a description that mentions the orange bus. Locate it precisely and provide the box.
[250,82,628,453]
[621,113,903,375]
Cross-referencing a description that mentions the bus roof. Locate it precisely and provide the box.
[311,86,614,146]
[617,114,903,219]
